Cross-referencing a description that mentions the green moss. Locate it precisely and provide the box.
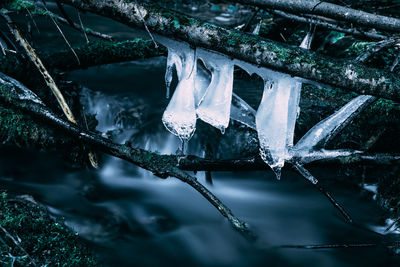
[7,0,34,10]
[0,192,98,266]
[0,104,58,149]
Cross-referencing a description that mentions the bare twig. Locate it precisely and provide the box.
[231,0,400,33]
[356,37,400,63]
[0,225,37,266]
[272,10,387,41]
[292,162,353,224]
[242,7,259,32]
[40,0,80,65]
[280,243,377,249]
[12,1,113,41]
[385,218,400,232]
[0,11,98,168]
[76,10,89,43]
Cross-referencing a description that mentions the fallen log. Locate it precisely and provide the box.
[59,0,400,101]
[231,0,400,33]
[0,39,166,82]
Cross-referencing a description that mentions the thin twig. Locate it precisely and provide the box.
[292,161,353,224]
[77,10,89,44]
[280,243,377,249]
[0,225,37,266]
[40,0,80,65]
[272,10,387,40]
[0,11,98,169]
[242,7,259,32]
[385,217,400,232]
[390,50,400,72]
[134,2,158,48]
[356,37,400,63]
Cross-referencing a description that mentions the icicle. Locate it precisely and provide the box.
[157,36,197,142]
[164,49,182,99]
[299,24,316,49]
[255,77,301,178]
[252,20,262,35]
[194,59,211,107]
[294,95,374,154]
[233,59,301,178]
[230,93,257,130]
[196,48,234,132]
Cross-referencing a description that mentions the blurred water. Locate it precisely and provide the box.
[0,56,398,266]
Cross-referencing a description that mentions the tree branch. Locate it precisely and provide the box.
[231,0,400,33]
[0,72,252,236]
[59,0,400,101]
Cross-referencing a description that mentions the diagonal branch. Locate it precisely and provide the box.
[0,72,252,236]
[0,10,98,168]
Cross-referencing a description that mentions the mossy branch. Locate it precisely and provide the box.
[0,73,252,236]
[58,0,400,101]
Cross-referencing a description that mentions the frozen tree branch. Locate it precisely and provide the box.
[58,0,400,101]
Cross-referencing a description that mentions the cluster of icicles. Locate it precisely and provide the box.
[158,35,373,179]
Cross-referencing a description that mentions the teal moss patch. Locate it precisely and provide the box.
[0,192,98,266]
[0,105,59,149]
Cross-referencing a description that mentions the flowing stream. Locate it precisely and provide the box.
[0,2,399,266]
[0,57,398,266]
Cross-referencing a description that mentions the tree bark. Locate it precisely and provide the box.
[0,39,166,82]
[232,0,400,33]
[59,0,400,101]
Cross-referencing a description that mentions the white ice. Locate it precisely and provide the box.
[233,59,302,178]
[196,48,234,133]
[157,35,372,172]
[194,59,211,107]
[230,93,257,130]
[255,77,301,177]
[294,95,374,155]
[157,36,197,142]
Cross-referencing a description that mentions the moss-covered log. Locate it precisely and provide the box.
[57,0,400,101]
[45,39,166,71]
[0,38,166,82]
[232,0,400,33]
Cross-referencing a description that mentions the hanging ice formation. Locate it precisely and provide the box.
[293,95,375,154]
[157,36,197,143]
[196,48,234,133]
[231,59,301,179]
[158,34,372,179]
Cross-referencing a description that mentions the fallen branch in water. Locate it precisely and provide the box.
[280,243,377,249]
[177,153,400,171]
[0,72,252,237]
